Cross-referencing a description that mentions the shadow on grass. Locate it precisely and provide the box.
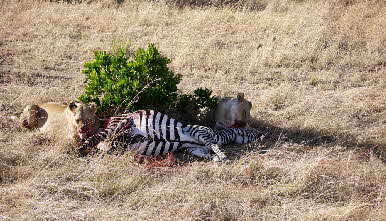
[175,117,385,164]
[249,118,385,161]
[151,0,267,11]
[0,50,11,84]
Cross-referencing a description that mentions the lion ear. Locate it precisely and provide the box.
[29,104,41,112]
[90,103,97,112]
[68,101,78,112]
[237,93,245,101]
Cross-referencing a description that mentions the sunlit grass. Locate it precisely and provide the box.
[0,0,385,220]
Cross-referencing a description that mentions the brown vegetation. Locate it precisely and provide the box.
[0,0,385,220]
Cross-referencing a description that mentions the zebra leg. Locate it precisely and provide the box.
[232,128,263,144]
[208,143,229,163]
[185,147,212,159]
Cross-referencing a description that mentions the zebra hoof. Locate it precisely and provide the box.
[212,156,230,164]
[78,148,88,157]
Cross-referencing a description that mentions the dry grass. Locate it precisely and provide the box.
[0,0,385,220]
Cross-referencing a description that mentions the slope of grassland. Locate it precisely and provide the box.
[0,0,385,220]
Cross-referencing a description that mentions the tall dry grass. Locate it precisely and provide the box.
[0,0,385,220]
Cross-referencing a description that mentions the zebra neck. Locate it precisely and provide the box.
[181,124,200,134]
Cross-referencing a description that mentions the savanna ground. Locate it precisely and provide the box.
[0,0,385,220]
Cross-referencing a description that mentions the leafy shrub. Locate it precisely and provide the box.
[79,43,216,116]
[176,88,217,110]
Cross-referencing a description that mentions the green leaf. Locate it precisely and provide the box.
[78,43,216,117]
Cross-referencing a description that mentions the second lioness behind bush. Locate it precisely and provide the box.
[214,93,252,129]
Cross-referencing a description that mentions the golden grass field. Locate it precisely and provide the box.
[0,0,385,220]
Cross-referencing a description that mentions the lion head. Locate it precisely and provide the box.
[65,101,100,140]
[20,104,43,129]
[214,93,253,129]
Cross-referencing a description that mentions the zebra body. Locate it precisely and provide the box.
[79,110,262,162]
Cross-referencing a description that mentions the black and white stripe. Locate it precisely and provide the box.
[79,110,262,162]
[214,127,262,145]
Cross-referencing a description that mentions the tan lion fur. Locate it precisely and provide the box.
[20,101,100,144]
[214,93,252,129]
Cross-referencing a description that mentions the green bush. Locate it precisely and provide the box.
[79,43,216,116]
[176,88,217,110]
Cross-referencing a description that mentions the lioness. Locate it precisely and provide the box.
[20,101,100,144]
[214,93,252,129]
